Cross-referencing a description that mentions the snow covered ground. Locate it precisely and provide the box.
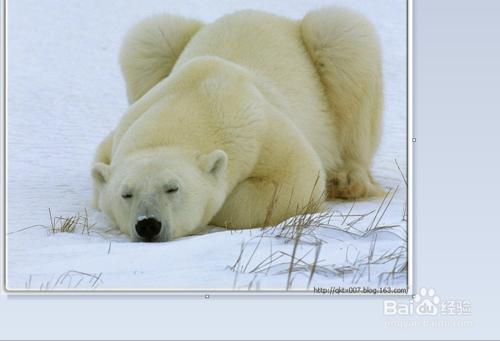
[6,0,408,292]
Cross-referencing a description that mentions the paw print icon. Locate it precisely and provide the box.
[414,288,440,315]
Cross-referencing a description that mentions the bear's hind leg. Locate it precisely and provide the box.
[120,15,203,104]
[300,7,384,199]
[211,146,327,229]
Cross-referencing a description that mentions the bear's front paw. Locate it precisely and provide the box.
[328,167,384,200]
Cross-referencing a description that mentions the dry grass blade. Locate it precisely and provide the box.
[307,242,322,289]
[373,185,399,230]
[91,273,103,288]
[368,189,391,232]
[228,242,247,273]
[49,208,54,231]
[367,234,378,282]
[247,274,259,290]
[395,158,407,187]
[25,275,32,289]
[242,230,267,272]
[342,200,356,225]
[286,221,304,290]
[251,254,286,274]
[7,224,46,235]
[249,250,281,273]
[346,209,375,232]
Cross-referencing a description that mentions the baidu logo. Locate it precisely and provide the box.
[384,287,471,316]
[414,288,440,315]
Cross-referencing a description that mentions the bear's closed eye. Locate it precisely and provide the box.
[165,186,179,194]
[164,182,179,194]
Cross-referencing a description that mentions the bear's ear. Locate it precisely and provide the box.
[92,162,111,188]
[198,150,228,179]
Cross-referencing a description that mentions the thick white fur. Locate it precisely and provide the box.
[119,14,203,104]
[92,8,383,241]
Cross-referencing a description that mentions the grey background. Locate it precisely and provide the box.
[1,0,500,339]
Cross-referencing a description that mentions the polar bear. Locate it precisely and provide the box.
[92,8,383,242]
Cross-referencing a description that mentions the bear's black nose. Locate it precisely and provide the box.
[135,218,162,240]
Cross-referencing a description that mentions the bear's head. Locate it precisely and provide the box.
[92,147,228,242]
